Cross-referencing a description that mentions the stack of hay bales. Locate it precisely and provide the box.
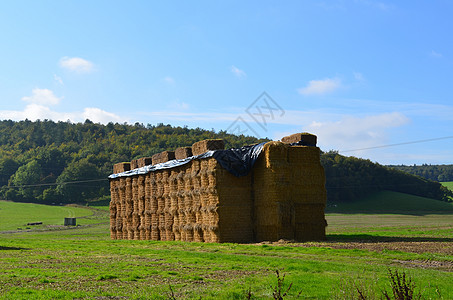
[253,141,292,241]
[109,133,326,242]
[283,132,326,240]
[253,133,326,241]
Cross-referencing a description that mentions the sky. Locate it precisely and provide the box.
[0,1,452,165]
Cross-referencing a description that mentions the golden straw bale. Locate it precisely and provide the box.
[130,159,139,170]
[139,217,146,240]
[132,177,139,212]
[113,162,131,174]
[158,213,167,240]
[287,145,320,164]
[137,157,153,168]
[281,132,317,146]
[151,225,159,240]
[191,139,225,156]
[262,141,290,166]
[175,147,193,159]
[152,151,176,165]
[180,228,187,241]
[193,224,204,242]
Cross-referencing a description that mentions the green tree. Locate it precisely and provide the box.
[56,160,104,203]
[9,160,43,200]
[0,158,19,186]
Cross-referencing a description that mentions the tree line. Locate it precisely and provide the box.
[388,164,453,182]
[322,151,452,203]
[0,119,450,204]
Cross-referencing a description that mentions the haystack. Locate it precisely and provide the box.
[109,133,327,242]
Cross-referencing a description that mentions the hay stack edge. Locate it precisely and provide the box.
[109,132,327,243]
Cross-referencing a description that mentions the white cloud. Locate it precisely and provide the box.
[163,76,175,84]
[430,50,443,58]
[0,104,124,124]
[304,112,410,153]
[22,88,62,105]
[82,108,123,124]
[298,77,342,95]
[231,65,246,78]
[168,101,190,110]
[59,57,94,73]
[353,72,364,81]
[355,0,394,11]
[54,74,64,85]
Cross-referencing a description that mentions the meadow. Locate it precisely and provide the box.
[0,190,452,299]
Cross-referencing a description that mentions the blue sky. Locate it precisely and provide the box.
[1,1,452,165]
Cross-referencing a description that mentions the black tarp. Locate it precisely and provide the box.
[108,142,266,179]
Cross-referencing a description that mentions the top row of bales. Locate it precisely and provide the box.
[113,139,226,173]
[113,133,316,173]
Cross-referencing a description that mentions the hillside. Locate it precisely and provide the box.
[0,119,451,205]
[326,190,453,214]
[388,164,453,182]
[322,151,452,203]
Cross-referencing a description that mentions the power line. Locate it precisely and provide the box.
[6,178,108,189]
[340,135,453,153]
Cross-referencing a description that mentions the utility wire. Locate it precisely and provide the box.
[6,178,108,189]
[340,135,453,153]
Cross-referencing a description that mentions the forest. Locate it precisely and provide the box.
[0,119,451,204]
[388,164,453,182]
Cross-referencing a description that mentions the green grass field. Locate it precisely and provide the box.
[0,195,452,299]
[0,201,108,231]
[326,190,453,214]
[441,181,453,189]
[442,181,453,199]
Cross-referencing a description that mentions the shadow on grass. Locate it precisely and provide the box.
[325,210,453,216]
[326,234,453,243]
[0,246,29,250]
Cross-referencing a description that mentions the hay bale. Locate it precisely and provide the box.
[281,132,317,146]
[130,159,139,170]
[192,139,225,156]
[113,162,131,174]
[175,147,193,159]
[287,145,320,164]
[152,151,176,165]
[137,157,153,168]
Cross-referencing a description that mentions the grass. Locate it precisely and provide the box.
[0,200,108,231]
[441,181,453,191]
[441,182,453,202]
[326,190,453,214]
[0,196,452,299]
